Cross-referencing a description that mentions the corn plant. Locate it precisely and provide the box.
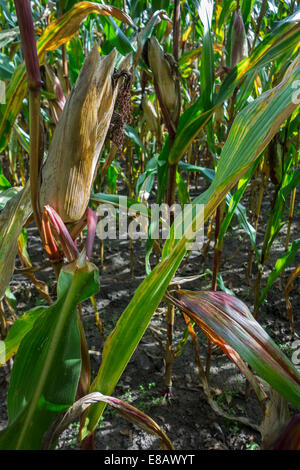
[0,0,299,451]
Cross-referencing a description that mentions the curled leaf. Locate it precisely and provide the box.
[172,290,300,410]
[42,392,174,450]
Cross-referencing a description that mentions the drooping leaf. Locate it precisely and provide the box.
[99,15,134,56]
[42,392,174,450]
[174,290,300,410]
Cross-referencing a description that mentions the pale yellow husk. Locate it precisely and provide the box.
[146,37,180,128]
[39,44,130,223]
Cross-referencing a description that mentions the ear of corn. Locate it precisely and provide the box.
[231,8,248,68]
[145,37,180,129]
[39,44,130,223]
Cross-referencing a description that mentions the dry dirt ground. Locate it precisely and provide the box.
[0,178,299,451]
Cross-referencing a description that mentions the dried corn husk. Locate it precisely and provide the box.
[145,37,180,129]
[231,9,248,68]
[141,95,160,136]
[39,44,130,223]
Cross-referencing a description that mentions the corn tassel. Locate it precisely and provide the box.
[231,8,248,68]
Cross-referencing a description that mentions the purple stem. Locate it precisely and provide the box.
[45,205,79,263]
[14,0,42,90]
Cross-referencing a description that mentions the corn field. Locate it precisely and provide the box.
[0,0,300,451]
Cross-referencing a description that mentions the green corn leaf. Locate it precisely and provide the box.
[217,0,236,36]
[91,192,154,220]
[195,0,214,110]
[176,169,190,206]
[152,0,169,11]
[178,161,215,181]
[216,160,260,258]
[99,15,134,56]
[281,167,300,199]
[218,9,300,105]
[66,35,85,86]
[241,0,255,30]
[124,124,146,155]
[0,174,11,190]
[168,10,300,165]
[4,287,17,310]
[0,306,46,366]
[0,253,100,450]
[80,233,187,439]
[0,52,14,81]
[176,161,259,259]
[235,69,257,112]
[13,123,30,154]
